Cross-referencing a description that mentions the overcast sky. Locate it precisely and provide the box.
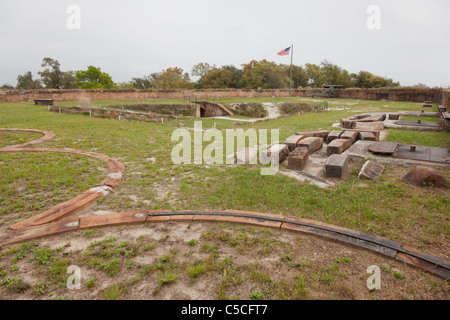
[1,0,449,87]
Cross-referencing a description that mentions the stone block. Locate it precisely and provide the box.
[287,147,309,171]
[354,121,384,130]
[340,131,358,144]
[357,116,385,122]
[359,132,377,141]
[402,166,447,188]
[262,144,290,164]
[368,142,398,155]
[325,154,349,179]
[326,131,343,144]
[327,139,351,156]
[298,137,323,154]
[358,161,384,180]
[284,135,307,151]
[354,114,371,120]
[340,118,354,129]
[339,128,380,141]
[388,113,400,120]
[295,130,330,139]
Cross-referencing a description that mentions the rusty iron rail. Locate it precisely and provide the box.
[147,211,450,280]
[2,128,449,281]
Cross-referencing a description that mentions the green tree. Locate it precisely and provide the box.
[16,71,42,90]
[304,63,324,87]
[38,57,77,89]
[130,75,152,89]
[241,60,290,89]
[191,62,214,78]
[222,65,244,88]
[202,68,233,88]
[353,71,399,88]
[0,83,14,90]
[191,63,215,88]
[150,67,193,90]
[339,69,356,88]
[75,66,115,89]
[319,61,355,88]
[116,82,134,89]
[287,65,309,88]
[320,60,343,85]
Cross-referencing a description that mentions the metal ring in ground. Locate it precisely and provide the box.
[146,211,450,280]
[0,129,448,281]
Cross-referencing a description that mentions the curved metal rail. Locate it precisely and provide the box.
[146,211,450,280]
[1,128,449,281]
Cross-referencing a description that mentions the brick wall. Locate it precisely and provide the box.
[334,88,443,104]
[0,88,448,108]
[0,89,304,103]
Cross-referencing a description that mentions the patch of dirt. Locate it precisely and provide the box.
[262,102,281,120]
[1,222,448,300]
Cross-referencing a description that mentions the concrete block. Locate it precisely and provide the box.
[325,154,349,179]
[287,147,309,171]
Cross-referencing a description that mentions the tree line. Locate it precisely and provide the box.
[1,57,409,91]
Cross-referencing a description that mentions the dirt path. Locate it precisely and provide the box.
[215,102,281,123]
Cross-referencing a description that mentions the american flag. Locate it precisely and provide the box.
[277,46,291,56]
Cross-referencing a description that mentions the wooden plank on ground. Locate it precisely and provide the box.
[80,211,148,229]
[0,219,80,247]
[8,192,103,230]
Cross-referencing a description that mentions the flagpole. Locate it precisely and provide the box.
[289,44,293,97]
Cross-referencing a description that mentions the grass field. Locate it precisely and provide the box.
[0,98,448,300]
[0,131,42,148]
